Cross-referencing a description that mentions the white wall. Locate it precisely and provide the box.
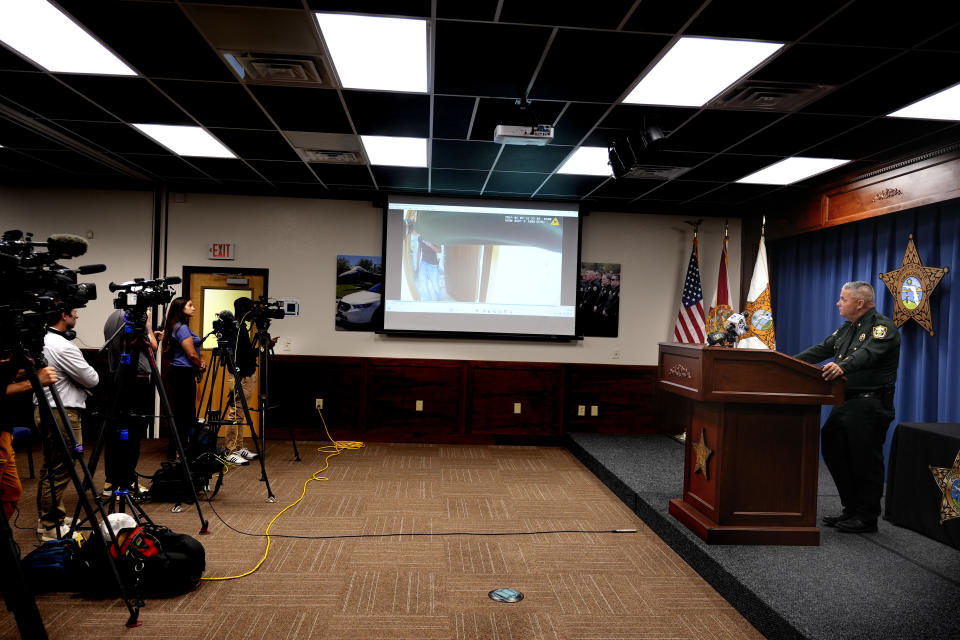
[1,186,741,365]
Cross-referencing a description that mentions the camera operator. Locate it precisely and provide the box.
[222,297,260,466]
[1,366,57,520]
[33,308,99,541]
[161,297,206,461]
[101,308,161,498]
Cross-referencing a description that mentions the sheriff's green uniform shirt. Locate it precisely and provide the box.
[793,308,900,391]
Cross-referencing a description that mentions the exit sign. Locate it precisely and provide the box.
[208,242,235,260]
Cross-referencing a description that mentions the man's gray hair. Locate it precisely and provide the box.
[843,281,875,304]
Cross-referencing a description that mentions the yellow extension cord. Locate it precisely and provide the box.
[201,410,364,581]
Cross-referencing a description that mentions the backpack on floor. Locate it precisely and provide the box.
[20,538,93,593]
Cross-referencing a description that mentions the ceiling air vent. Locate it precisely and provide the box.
[299,149,364,164]
[709,81,835,112]
[223,52,333,87]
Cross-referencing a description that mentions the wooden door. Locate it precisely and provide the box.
[188,272,266,438]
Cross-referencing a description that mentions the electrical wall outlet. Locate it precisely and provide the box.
[513,402,522,414]
[315,398,323,410]
[577,405,586,416]
[591,405,599,417]
[415,399,423,411]
[611,350,622,360]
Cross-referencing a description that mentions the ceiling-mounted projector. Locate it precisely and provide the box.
[493,124,554,146]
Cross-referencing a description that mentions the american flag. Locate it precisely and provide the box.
[674,238,706,343]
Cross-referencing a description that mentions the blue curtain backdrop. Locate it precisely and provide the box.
[770,198,959,464]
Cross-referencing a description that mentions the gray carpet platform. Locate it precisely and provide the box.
[567,433,960,640]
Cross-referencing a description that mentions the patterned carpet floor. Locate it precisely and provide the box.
[3,439,764,639]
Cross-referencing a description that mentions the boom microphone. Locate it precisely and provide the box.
[46,234,88,258]
[77,264,107,275]
[164,276,182,285]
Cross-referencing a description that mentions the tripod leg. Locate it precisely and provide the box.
[145,350,209,534]
[0,510,49,640]
[223,353,275,502]
[27,366,142,626]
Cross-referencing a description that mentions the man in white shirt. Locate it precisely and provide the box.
[34,308,99,540]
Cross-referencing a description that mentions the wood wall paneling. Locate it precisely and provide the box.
[469,362,562,435]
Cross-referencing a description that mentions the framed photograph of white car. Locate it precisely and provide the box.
[335,255,383,331]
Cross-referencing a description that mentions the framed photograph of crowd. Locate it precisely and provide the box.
[578,262,620,337]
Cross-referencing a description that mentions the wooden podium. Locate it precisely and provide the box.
[657,343,843,545]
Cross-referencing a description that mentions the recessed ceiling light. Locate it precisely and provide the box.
[737,157,850,185]
[557,147,613,176]
[315,13,427,92]
[888,82,960,121]
[623,37,782,107]
[132,124,236,159]
[360,135,427,167]
[0,0,135,75]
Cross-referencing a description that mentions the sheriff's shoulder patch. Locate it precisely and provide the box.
[873,325,888,339]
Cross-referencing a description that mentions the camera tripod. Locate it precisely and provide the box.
[197,331,275,501]
[251,316,301,463]
[88,308,209,530]
[1,314,143,629]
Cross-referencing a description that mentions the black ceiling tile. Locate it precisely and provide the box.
[641,180,721,201]
[804,118,958,161]
[0,72,115,121]
[372,166,428,189]
[500,0,636,30]
[529,31,670,102]
[484,171,549,193]
[494,144,572,172]
[432,139,500,170]
[0,47,41,72]
[918,23,960,52]
[661,110,782,153]
[181,0,304,7]
[634,149,712,168]
[436,0,499,21]
[185,158,264,181]
[599,105,698,134]
[433,96,477,140]
[802,50,960,117]
[57,1,234,81]
[342,91,430,137]
[56,76,190,123]
[25,149,122,175]
[0,148,69,174]
[751,44,896,87]
[434,21,553,97]
[622,0,705,34]
[469,98,566,142]
[120,154,208,179]
[729,113,869,156]
[691,182,782,205]
[537,174,606,197]
[805,1,960,48]
[248,86,351,132]
[248,160,318,183]
[154,81,274,130]
[431,168,488,191]
[551,103,610,146]
[0,119,68,150]
[209,128,301,161]
[307,0,431,17]
[680,155,777,182]
[590,178,661,199]
[867,124,960,162]
[685,0,840,41]
[309,163,374,185]
[51,121,169,155]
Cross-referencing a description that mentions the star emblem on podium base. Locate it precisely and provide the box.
[930,449,960,524]
[692,429,713,479]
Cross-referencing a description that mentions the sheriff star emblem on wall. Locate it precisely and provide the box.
[692,429,713,480]
[930,449,960,524]
[879,234,949,336]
